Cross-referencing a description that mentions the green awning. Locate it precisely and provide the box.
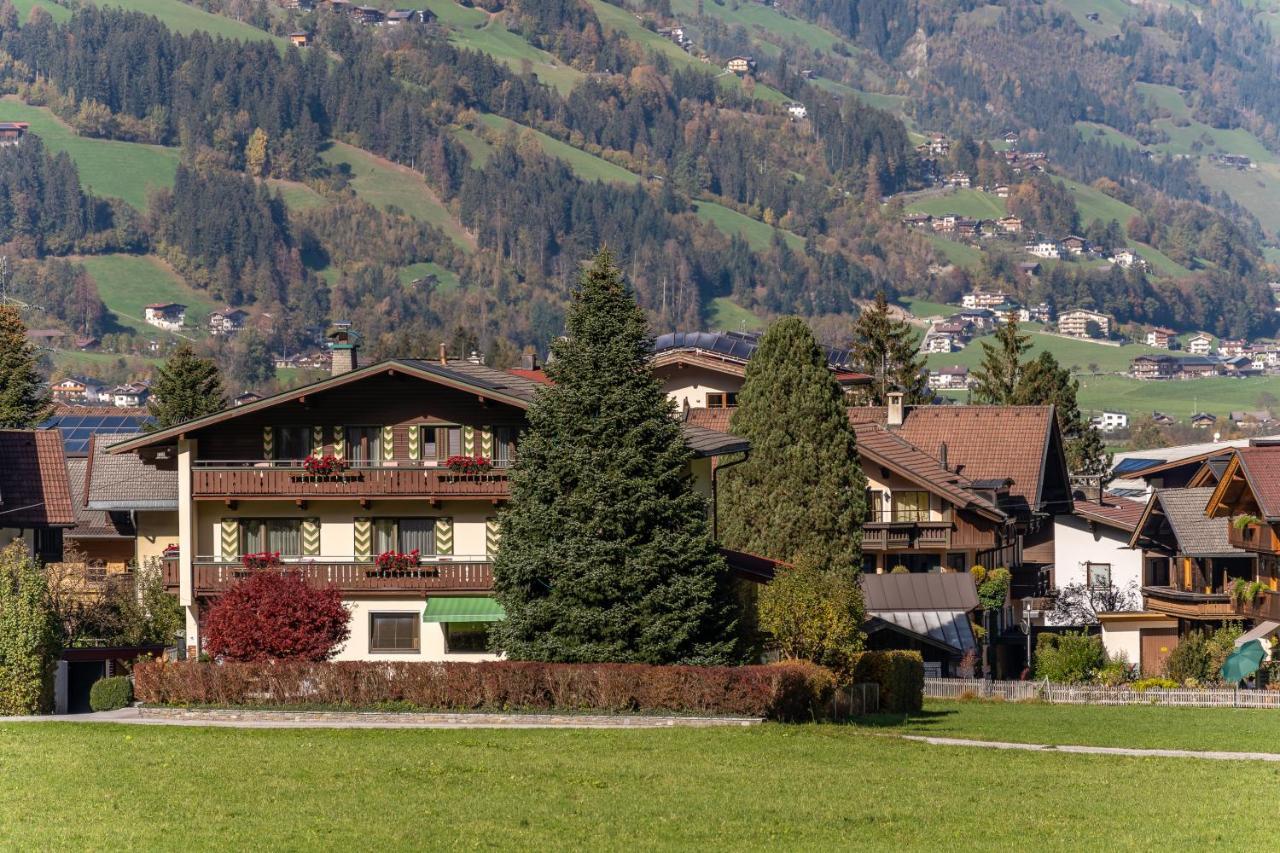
[423,596,506,623]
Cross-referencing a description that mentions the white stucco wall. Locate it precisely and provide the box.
[335,597,502,662]
[1098,616,1177,671]
[656,366,743,410]
[1051,513,1144,594]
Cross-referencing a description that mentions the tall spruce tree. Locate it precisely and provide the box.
[148,344,227,428]
[850,292,930,404]
[719,317,867,571]
[0,306,51,428]
[490,250,744,665]
[970,314,1030,405]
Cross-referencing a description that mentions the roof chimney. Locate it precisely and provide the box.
[886,391,905,428]
[938,441,948,470]
[439,342,448,365]
[520,350,539,371]
[327,322,358,376]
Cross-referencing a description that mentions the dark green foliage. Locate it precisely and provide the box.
[148,344,226,429]
[0,306,52,428]
[848,650,924,713]
[970,317,1030,407]
[850,292,929,405]
[1164,623,1244,686]
[88,676,132,712]
[719,317,867,569]
[491,250,744,665]
[0,543,60,714]
[1034,631,1106,684]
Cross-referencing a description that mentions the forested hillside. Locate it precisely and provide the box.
[0,0,1277,391]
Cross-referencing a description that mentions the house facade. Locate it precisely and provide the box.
[1058,309,1111,338]
[144,303,186,331]
[1188,334,1214,356]
[109,350,746,662]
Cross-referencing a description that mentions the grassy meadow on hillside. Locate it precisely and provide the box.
[77,254,219,337]
[91,0,287,44]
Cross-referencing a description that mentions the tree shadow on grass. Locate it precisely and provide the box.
[847,709,955,729]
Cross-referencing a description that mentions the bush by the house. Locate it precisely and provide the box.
[0,543,60,714]
[89,676,133,711]
[1034,631,1106,683]
[203,571,350,662]
[1165,622,1245,685]
[133,659,838,721]
[848,650,924,713]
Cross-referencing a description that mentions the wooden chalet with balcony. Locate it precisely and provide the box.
[108,342,749,662]
[1204,443,1280,634]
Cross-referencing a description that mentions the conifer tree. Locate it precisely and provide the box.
[491,250,744,665]
[0,305,51,428]
[719,317,867,571]
[850,292,930,405]
[148,343,227,428]
[970,314,1030,404]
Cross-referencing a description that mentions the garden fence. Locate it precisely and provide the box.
[924,678,1280,709]
[831,683,880,718]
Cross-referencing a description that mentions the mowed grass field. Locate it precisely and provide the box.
[12,0,71,22]
[692,200,804,252]
[0,97,178,211]
[706,296,765,331]
[2,721,1277,849]
[476,114,642,185]
[907,188,1006,220]
[77,254,220,336]
[91,0,287,44]
[320,141,475,251]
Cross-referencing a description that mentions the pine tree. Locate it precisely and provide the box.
[970,314,1030,404]
[490,250,744,665]
[0,306,52,428]
[719,317,868,571]
[850,292,929,405]
[1015,351,1110,476]
[148,344,227,428]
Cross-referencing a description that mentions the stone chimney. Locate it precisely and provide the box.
[886,391,905,427]
[938,441,948,470]
[520,351,539,371]
[438,342,448,365]
[327,322,358,376]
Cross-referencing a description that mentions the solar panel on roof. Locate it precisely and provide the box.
[1112,457,1164,476]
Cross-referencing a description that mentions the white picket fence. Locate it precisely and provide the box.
[924,678,1280,709]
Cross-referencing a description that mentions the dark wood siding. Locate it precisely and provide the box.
[951,511,999,549]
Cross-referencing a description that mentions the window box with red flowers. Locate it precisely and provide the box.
[373,549,422,576]
[241,551,282,570]
[445,455,492,475]
[302,454,347,476]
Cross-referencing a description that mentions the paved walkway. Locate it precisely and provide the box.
[903,735,1280,763]
[0,707,762,730]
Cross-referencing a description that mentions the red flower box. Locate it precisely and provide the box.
[374,549,420,572]
[445,454,492,474]
[242,551,282,570]
[302,454,346,476]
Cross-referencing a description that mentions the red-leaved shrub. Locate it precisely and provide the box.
[133,659,837,721]
[203,572,350,662]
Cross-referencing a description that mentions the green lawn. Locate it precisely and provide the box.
[320,141,475,251]
[923,232,983,267]
[692,200,804,252]
[1073,374,1280,420]
[707,296,765,331]
[77,254,219,337]
[897,297,958,320]
[399,261,460,292]
[12,0,72,22]
[925,330,1167,376]
[422,1,583,94]
[2,722,1276,849]
[879,699,1280,753]
[907,188,1006,220]
[452,125,494,168]
[477,114,642,185]
[267,179,327,212]
[0,97,178,211]
[91,0,288,44]
[1075,121,1141,150]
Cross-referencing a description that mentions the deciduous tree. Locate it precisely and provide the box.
[204,571,350,662]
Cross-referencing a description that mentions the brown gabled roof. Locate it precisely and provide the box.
[850,405,1066,513]
[684,407,733,433]
[1073,495,1147,532]
[853,423,1004,521]
[0,430,75,528]
[1207,446,1280,520]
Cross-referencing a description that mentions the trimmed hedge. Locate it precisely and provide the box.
[89,676,133,712]
[849,651,924,713]
[134,660,837,721]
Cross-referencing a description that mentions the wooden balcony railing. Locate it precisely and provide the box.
[162,557,493,595]
[1227,522,1280,555]
[191,462,510,500]
[862,521,952,550]
[1141,585,1236,620]
[1231,586,1280,621]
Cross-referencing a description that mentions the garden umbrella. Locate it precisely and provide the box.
[1221,639,1267,684]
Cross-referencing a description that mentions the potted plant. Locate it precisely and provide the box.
[303,454,346,476]
[445,454,492,475]
[374,549,420,574]
[1233,513,1262,531]
[242,551,282,570]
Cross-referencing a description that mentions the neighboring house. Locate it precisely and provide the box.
[992,184,1011,198]
[208,307,249,336]
[650,330,871,410]
[726,56,755,75]
[0,121,29,146]
[384,9,430,24]
[785,102,808,120]
[27,328,67,349]
[1187,333,1214,355]
[64,456,137,571]
[921,333,956,354]
[1058,309,1111,338]
[1231,410,1274,429]
[144,303,186,331]
[84,433,179,567]
[1111,248,1145,269]
[1190,412,1218,430]
[996,216,1023,234]
[961,291,1008,310]
[111,383,150,408]
[1176,355,1222,378]
[1018,303,1051,324]
[0,430,75,563]
[862,572,980,678]
[109,341,753,662]
[1145,327,1175,349]
[1061,235,1088,255]
[51,376,106,404]
[1222,355,1259,377]
[927,365,970,390]
[1025,241,1061,260]
[1131,354,1177,380]
[288,31,311,47]
[1091,411,1128,432]
[1220,339,1248,358]
[1016,261,1040,278]
[233,391,264,407]
[901,213,932,229]
[945,172,972,188]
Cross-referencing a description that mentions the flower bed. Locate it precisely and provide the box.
[445,454,492,475]
[132,659,837,721]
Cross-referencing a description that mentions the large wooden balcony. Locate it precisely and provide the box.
[162,557,494,595]
[1142,585,1236,620]
[862,521,952,550]
[1227,522,1280,555]
[1232,587,1280,621]
[191,461,510,500]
